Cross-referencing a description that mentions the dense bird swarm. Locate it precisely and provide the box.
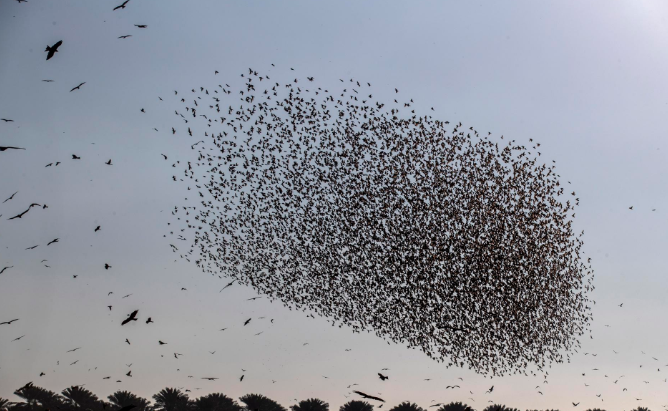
[166,68,594,376]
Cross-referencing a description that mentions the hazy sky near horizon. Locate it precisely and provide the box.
[2,1,668,410]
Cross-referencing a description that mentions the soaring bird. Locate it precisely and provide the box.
[1,118,14,122]
[45,40,63,60]
[118,35,132,39]
[9,203,41,220]
[70,82,86,92]
[3,191,18,203]
[378,373,389,381]
[0,318,19,325]
[47,238,59,245]
[134,24,147,28]
[353,391,385,402]
[0,146,26,152]
[113,0,130,10]
[121,310,139,325]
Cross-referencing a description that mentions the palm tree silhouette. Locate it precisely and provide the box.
[482,406,519,411]
[387,402,424,411]
[61,386,104,411]
[290,399,329,411]
[12,385,64,411]
[153,388,192,411]
[108,391,151,411]
[339,401,373,411]
[631,408,652,411]
[195,393,242,411]
[437,403,474,411]
[238,394,286,411]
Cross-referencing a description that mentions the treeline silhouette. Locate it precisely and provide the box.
[0,384,653,411]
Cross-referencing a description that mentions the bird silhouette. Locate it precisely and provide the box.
[45,40,63,60]
[121,310,138,325]
[113,0,130,10]
[70,83,85,92]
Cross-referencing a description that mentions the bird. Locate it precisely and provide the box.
[125,339,131,345]
[95,226,101,232]
[0,146,26,152]
[70,83,86,92]
[45,40,63,60]
[3,191,18,203]
[66,347,81,352]
[134,24,147,28]
[118,35,132,39]
[47,238,59,245]
[486,386,494,393]
[1,118,14,122]
[113,0,130,10]
[104,264,112,270]
[8,203,41,220]
[159,340,167,345]
[353,391,385,402]
[105,159,112,165]
[0,318,19,325]
[121,310,139,325]
[146,317,153,324]
[126,370,132,377]
[244,318,251,326]
[12,335,25,342]
[219,280,234,291]
[42,80,54,82]
[202,377,219,380]
[240,375,244,381]
[378,373,388,381]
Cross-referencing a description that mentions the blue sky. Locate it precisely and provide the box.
[1,1,668,409]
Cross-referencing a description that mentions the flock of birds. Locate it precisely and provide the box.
[162,66,594,379]
[1,0,667,409]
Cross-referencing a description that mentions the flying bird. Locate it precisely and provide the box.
[121,310,139,325]
[3,191,18,203]
[45,40,63,60]
[0,146,26,152]
[70,82,86,92]
[0,318,19,325]
[134,24,147,28]
[353,391,385,402]
[113,0,130,10]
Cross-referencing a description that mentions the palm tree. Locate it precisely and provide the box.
[437,403,474,411]
[482,406,518,411]
[153,388,192,411]
[388,403,424,411]
[108,391,151,411]
[631,408,651,411]
[61,386,104,411]
[238,394,286,411]
[585,409,607,411]
[194,393,242,411]
[290,399,328,411]
[339,401,373,411]
[12,384,64,411]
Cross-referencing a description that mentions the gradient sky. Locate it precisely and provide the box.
[2,1,668,410]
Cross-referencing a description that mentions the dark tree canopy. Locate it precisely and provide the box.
[387,402,424,411]
[167,69,595,376]
[153,388,192,411]
[238,394,286,411]
[482,406,519,411]
[437,403,474,411]
[339,401,373,411]
[291,399,329,411]
[195,394,242,411]
[108,391,151,411]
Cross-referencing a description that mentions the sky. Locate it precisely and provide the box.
[1,0,668,410]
